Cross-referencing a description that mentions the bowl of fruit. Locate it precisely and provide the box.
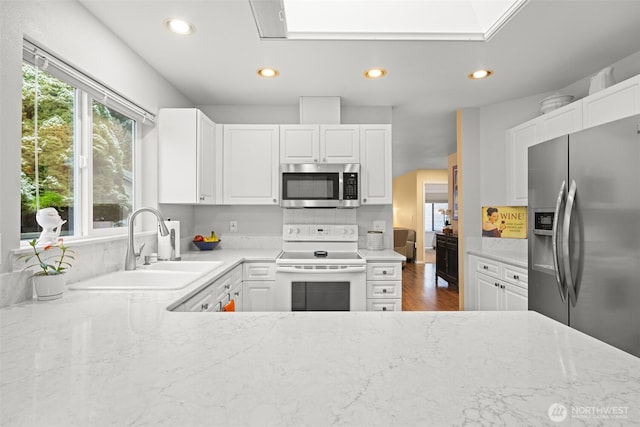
[192,231,221,250]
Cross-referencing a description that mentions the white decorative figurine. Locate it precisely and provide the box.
[35,207,67,245]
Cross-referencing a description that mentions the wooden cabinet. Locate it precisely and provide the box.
[222,125,280,205]
[360,125,392,205]
[280,124,359,164]
[468,254,528,311]
[366,261,403,311]
[435,233,458,288]
[242,262,276,311]
[158,108,219,204]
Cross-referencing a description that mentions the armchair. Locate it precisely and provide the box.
[393,227,416,265]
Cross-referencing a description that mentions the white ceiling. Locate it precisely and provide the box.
[79,0,640,176]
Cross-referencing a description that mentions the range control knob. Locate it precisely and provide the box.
[288,227,300,235]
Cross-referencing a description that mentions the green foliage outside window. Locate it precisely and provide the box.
[21,62,134,236]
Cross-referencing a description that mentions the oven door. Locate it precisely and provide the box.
[275,265,366,311]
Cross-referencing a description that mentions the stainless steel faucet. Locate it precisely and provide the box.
[125,207,170,271]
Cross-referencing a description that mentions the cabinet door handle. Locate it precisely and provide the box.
[225,284,231,289]
[234,291,240,297]
[201,303,209,310]
[513,275,519,280]
[273,198,277,203]
[199,196,205,201]
[483,265,489,270]
[382,307,387,311]
[382,288,387,293]
[494,283,499,287]
[363,198,367,203]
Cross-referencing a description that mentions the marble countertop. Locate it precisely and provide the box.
[2,271,639,427]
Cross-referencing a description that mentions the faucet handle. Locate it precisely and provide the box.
[135,242,146,258]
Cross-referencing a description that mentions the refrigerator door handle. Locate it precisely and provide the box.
[552,180,567,303]
[563,179,578,306]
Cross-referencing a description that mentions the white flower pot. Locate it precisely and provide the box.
[33,274,66,301]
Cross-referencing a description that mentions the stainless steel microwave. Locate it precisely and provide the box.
[280,163,360,208]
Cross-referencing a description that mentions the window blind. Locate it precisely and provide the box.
[22,38,156,125]
[425,183,448,203]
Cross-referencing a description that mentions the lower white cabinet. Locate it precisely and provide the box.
[242,262,276,312]
[243,281,276,311]
[366,261,402,311]
[183,286,216,312]
[467,254,528,311]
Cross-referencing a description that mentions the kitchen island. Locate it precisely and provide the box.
[1,257,639,425]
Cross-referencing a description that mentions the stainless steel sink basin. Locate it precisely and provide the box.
[68,261,224,290]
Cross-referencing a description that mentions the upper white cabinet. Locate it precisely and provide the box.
[279,125,320,163]
[320,125,360,163]
[505,73,640,205]
[505,121,537,206]
[538,100,583,142]
[582,74,640,129]
[360,125,392,205]
[223,125,280,205]
[158,108,219,204]
[280,124,360,163]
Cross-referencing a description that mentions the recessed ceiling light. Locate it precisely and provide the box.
[163,18,195,35]
[468,69,494,80]
[257,67,280,78]
[363,68,387,79]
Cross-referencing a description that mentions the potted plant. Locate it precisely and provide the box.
[19,238,75,300]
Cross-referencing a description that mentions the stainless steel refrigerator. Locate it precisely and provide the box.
[528,114,640,358]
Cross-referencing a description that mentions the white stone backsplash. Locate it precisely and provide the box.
[466,235,528,264]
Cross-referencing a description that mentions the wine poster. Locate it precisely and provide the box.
[481,206,527,239]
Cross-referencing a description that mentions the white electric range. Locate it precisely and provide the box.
[275,224,366,311]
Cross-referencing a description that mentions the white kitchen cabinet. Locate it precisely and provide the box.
[360,125,392,205]
[279,124,359,163]
[538,100,583,142]
[223,125,280,205]
[505,120,538,206]
[505,73,640,206]
[583,74,640,129]
[243,281,276,311]
[366,261,402,311]
[279,125,320,163]
[158,108,219,204]
[242,262,276,312]
[183,286,216,312]
[469,254,528,311]
[320,125,360,163]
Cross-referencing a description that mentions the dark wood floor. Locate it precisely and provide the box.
[402,262,459,311]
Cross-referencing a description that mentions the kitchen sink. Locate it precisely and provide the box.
[143,260,223,273]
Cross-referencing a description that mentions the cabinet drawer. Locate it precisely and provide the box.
[184,288,215,312]
[243,262,275,280]
[215,272,233,302]
[502,265,528,289]
[366,298,402,312]
[367,280,401,299]
[366,263,402,281]
[475,258,500,278]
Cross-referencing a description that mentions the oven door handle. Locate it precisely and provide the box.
[276,265,366,273]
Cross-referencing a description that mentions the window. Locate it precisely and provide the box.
[425,202,449,232]
[21,40,154,241]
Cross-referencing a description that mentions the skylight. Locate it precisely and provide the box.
[280,0,528,41]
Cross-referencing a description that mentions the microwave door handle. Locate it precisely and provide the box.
[338,172,344,201]
[552,180,567,303]
[562,179,578,307]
